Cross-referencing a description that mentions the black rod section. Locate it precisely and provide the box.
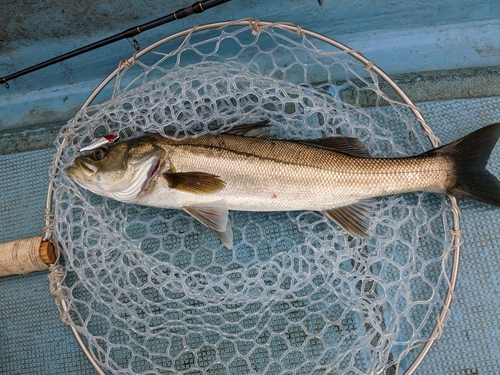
[1,0,231,88]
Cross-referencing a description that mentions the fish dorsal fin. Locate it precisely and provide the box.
[323,200,374,237]
[222,120,273,138]
[183,200,233,248]
[164,172,226,194]
[301,137,370,157]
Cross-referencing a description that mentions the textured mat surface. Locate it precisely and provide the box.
[1,97,500,374]
[409,98,500,375]
[0,149,96,375]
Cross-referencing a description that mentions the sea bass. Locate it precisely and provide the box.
[67,121,500,247]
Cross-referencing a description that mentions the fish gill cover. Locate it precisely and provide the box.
[51,25,453,374]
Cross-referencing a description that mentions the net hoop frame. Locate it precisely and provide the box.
[44,18,462,375]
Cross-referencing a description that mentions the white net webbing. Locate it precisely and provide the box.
[51,24,454,375]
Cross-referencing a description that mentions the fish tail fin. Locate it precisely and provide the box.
[428,123,500,206]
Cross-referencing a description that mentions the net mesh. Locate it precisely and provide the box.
[51,24,453,374]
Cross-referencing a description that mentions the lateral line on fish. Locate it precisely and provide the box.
[171,143,344,171]
[174,143,451,175]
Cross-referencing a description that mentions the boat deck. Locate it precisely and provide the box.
[1,94,499,374]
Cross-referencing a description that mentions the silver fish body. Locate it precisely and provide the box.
[67,122,500,247]
[132,134,451,211]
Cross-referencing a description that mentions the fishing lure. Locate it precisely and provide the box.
[78,133,120,152]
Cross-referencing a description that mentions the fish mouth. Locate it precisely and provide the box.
[66,165,79,179]
[67,159,96,181]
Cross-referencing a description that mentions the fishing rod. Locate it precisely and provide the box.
[0,0,231,89]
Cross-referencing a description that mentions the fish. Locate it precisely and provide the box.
[67,121,500,248]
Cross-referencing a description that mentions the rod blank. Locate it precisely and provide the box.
[1,0,231,88]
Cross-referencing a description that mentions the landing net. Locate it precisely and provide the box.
[48,20,460,375]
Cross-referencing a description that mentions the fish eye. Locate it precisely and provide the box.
[92,147,107,161]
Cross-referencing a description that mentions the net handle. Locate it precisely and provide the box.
[45,18,461,375]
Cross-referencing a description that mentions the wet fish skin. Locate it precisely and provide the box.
[133,133,452,210]
[67,122,500,247]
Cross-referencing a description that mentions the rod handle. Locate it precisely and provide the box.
[0,236,56,277]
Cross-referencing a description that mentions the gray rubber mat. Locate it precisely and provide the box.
[0,148,96,374]
[1,96,500,374]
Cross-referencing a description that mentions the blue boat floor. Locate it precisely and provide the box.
[1,97,500,375]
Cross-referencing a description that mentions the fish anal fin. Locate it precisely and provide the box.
[301,137,370,157]
[164,172,226,194]
[323,201,373,237]
[183,200,233,248]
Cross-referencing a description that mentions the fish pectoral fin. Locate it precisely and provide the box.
[164,172,226,194]
[182,200,233,248]
[222,120,274,139]
[323,201,374,237]
[301,137,370,157]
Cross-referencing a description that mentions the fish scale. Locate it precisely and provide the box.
[139,133,452,212]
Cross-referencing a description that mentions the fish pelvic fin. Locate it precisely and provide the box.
[426,123,500,207]
[323,200,374,238]
[182,200,233,248]
[213,222,233,249]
